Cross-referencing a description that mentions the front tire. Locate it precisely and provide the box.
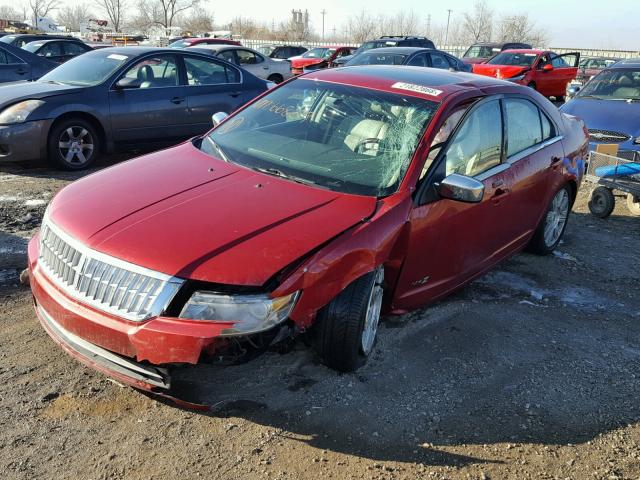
[588,186,615,218]
[313,267,384,372]
[527,185,571,255]
[47,118,99,170]
[267,74,284,84]
[627,193,640,216]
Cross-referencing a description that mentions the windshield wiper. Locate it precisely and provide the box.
[204,137,231,162]
[252,166,317,186]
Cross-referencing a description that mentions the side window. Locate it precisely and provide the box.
[0,51,8,64]
[39,43,63,57]
[0,50,23,64]
[540,111,555,140]
[236,49,261,65]
[445,100,502,177]
[218,50,237,64]
[551,55,569,68]
[407,54,427,67]
[63,42,89,55]
[122,55,179,88]
[538,54,550,69]
[429,52,449,69]
[505,98,543,157]
[184,56,239,85]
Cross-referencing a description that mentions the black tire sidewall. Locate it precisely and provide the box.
[527,184,572,255]
[48,119,99,171]
[588,187,615,218]
[267,74,283,84]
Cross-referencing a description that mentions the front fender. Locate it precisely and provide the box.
[273,192,414,328]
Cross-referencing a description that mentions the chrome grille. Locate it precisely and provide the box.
[588,129,631,143]
[39,219,184,321]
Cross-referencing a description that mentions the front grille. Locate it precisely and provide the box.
[39,219,184,321]
[588,129,631,143]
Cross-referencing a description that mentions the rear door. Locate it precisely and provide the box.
[181,54,247,136]
[234,48,269,79]
[108,53,191,144]
[0,49,30,82]
[427,51,451,70]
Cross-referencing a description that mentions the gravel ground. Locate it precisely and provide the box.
[1,156,639,480]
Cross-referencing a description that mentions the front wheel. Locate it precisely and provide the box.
[527,185,571,255]
[627,193,640,216]
[588,186,615,218]
[313,267,384,372]
[267,74,284,84]
[47,118,99,170]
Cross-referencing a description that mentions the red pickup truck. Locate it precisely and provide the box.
[472,49,580,100]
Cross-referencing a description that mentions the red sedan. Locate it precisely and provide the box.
[472,49,580,99]
[28,67,588,394]
[290,45,356,74]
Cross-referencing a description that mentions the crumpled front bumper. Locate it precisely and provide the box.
[28,236,231,392]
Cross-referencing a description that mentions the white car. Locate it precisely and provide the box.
[187,45,292,83]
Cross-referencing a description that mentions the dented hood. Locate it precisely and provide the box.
[49,142,377,286]
[472,64,527,79]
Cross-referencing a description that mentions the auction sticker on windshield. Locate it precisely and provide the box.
[391,82,443,97]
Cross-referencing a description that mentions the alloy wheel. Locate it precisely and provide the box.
[544,188,569,247]
[58,126,95,166]
[361,267,384,355]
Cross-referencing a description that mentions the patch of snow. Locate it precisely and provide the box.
[0,195,21,202]
[553,251,578,262]
[24,199,47,207]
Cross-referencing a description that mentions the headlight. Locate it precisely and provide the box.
[507,74,525,82]
[0,100,45,124]
[179,291,299,335]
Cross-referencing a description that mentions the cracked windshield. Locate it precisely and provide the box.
[202,79,439,196]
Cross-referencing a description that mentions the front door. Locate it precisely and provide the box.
[394,98,519,311]
[108,54,191,144]
[550,52,580,97]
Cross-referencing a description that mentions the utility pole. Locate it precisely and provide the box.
[427,14,431,37]
[445,9,452,46]
[320,9,327,42]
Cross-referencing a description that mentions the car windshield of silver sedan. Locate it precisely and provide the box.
[201,79,439,196]
[39,50,130,86]
[348,53,407,66]
[577,69,640,101]
[487,52,537,66]
[303,48,335,60]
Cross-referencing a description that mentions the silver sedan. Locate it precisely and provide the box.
[187,45,292,83]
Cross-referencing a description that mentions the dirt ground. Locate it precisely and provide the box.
[1,156,639,480]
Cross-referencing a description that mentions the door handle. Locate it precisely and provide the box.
[170,97,185,104]
[491,187,510,204]
[229,91,242,97]
[16,68,28,75]
[262,66,269,70]
[550,156,562,169]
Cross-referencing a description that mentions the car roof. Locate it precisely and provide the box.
[612,58,640,67]
[88,46,177,55]
[25,38,83,45]
[357,47,439,55]
[302,65,512,100]
[501,49,545,55]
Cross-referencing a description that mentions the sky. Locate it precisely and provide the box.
[31,0,640,50]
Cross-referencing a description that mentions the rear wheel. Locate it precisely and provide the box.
[588,186,615,218]
[527,185,571,254]
[47,118,99,170]
[626,193,640,216]
[314,267,384,372]
[267,74,284,84]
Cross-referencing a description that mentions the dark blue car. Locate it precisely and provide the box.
[561,58,640,160]
[0,41,57,83]
[344,47,471,73]
[0,47,269,170]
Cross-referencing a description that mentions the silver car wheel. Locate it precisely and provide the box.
[543,188,569,247]
[58,126,94,166]
[361,267,384,355]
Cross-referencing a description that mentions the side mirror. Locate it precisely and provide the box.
[437,173,485,203]
[567,84,581,99]
[211,111,229,126]
[114,77,141,89]
[542,63,554,72]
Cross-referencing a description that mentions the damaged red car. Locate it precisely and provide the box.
[28,66,588,394]
[472,49,580,100]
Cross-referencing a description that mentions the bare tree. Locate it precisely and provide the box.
[496,13,548,47]
[345,9,377,44]
[93,0,127,32]
[0,5,20,20]
[57,4,93,31]
[176,5,213,34]
[138,0,199,29]
[28,0,59,26]
[461,0,493,43]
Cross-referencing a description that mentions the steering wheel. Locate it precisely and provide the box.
[355,138,381,154]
